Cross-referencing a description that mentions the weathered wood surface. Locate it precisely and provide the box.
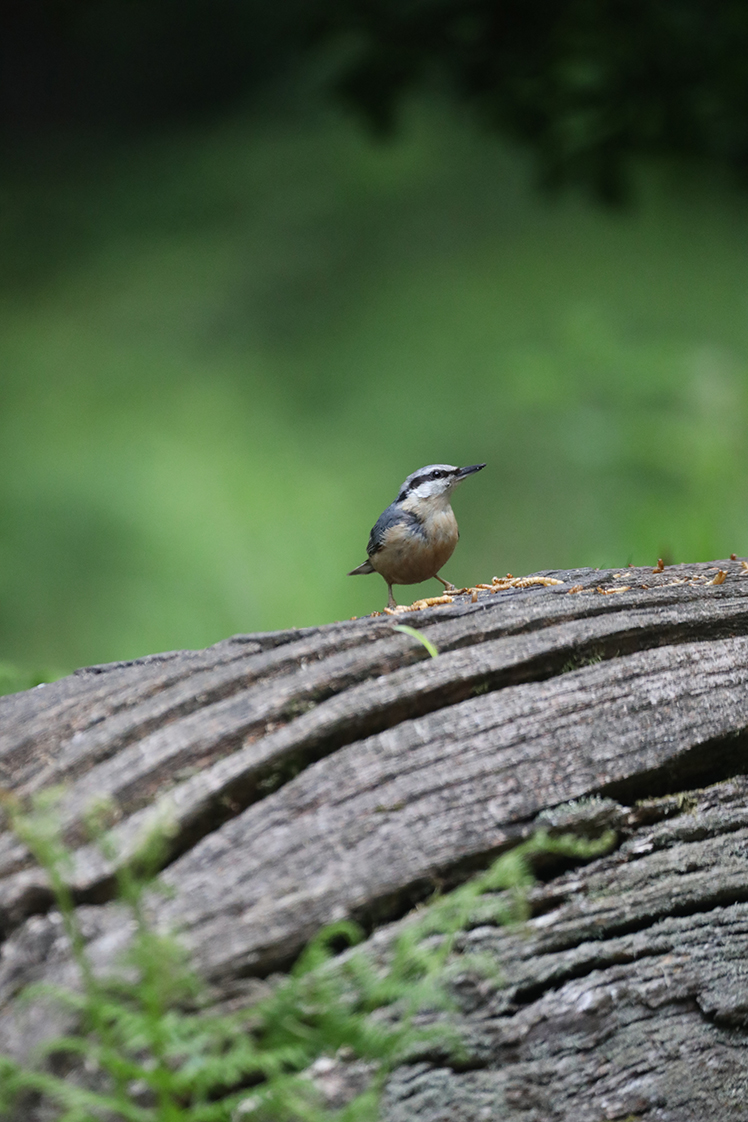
[2,558,748,1119]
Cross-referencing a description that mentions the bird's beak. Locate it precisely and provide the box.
[456,463,486,480]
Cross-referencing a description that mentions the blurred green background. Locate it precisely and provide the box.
[2,2,748,689]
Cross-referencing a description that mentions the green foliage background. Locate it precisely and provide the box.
[2,97,748,680]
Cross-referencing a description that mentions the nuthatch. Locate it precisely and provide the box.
[348,463,486,610]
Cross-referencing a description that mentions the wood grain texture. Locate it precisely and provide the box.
[381,780,748,1121]
[1,558,748,1119]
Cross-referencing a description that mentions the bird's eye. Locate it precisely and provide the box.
[431,470,444,479]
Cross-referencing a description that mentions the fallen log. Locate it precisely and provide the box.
[1,558,748,1120]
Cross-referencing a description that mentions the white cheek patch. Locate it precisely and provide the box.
[412,480,443,499]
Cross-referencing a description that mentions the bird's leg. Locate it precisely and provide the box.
[435,573,456,592]
[387,584,398,610]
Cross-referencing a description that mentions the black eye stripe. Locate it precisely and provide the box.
[413,470,445,486]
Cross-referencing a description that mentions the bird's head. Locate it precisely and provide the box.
[396,463,486,503]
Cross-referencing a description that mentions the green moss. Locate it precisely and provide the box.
[560,652,605,675]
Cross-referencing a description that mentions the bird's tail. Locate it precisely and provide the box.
[347,560,375,575]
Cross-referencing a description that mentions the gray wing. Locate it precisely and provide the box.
[367,503,425,557]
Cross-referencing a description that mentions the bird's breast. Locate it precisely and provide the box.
[370,508,458,585]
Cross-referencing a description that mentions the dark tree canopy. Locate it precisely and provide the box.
[3,1,748,197]
[320,0,748,199]
[0,0,308,134]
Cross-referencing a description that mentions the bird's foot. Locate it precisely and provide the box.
[435,576,457,592]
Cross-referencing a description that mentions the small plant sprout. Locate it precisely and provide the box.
[391,624,438,659]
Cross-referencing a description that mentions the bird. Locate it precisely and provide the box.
[348,462,486,610]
